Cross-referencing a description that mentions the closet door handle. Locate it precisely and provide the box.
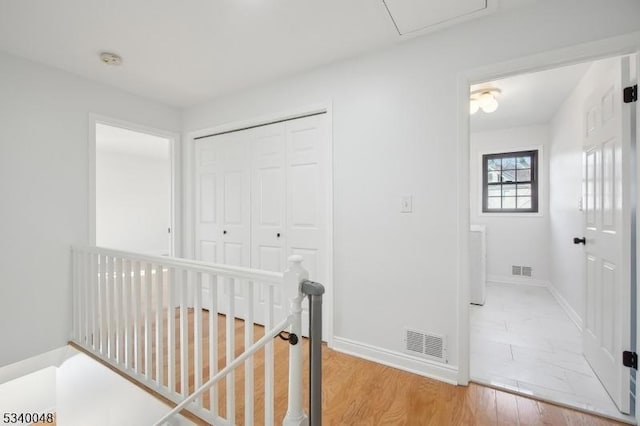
[573,237,586,245]
[276,233,281,238]
[223,230,227,235]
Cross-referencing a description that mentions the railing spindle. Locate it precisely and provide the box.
[99,254,107,355]
[72,250,78,341]
[90,253,97,350]
[123,259,131,369]
[245,280,255,425]
[167,268,175,394]
[156,264,164,386]
[209,274,219,417]
[194,272,203,407]
[226,277,236,424]
[265,285,274,426]
[144,262,152,381]
[133,261,142,374]
[80,251,87,345]
[115,256,123,364]
[107,256,115,358]
[180,269,189,397]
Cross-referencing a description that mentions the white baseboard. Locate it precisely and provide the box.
[332,336,459,385]
[547,284,583,332]
[487,274,550,287]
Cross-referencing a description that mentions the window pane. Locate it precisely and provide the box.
[502,158,516,169]
[502,184,516,197]
[501,170,516,182]
[517,197,531,209]
[517,156,531,169]
[487,197,501,209]
[488,171,501,183]
[487,159,501,171]
[517,169,531,182]
[503,197,516,209]
[488,186,501,197]
[517,184,531,196]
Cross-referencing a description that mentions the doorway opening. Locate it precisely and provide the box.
[92,120,176,256]
[468,54,637,421]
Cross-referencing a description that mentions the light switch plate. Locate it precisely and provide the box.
[401,195,413,213]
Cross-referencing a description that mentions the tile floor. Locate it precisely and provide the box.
[470,282,630,421]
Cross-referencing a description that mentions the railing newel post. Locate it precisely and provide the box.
[282,255,309,426]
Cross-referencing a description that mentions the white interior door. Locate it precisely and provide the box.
[582,57,632,414]
[195,132,251,313]
[249,122,287,324]
[285,115,330,339]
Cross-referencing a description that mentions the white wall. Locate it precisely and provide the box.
[0,51,181,367]
[470,125,550,284]
[182,1,640,378]
[549,57,621,326]
[96,149,171,255]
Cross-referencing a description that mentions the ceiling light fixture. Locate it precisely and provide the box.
[100,52,122,66]
[470,88,501,114]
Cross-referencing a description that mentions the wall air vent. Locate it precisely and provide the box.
[404,328,447,363]
[522,266,532,277]
[512,265,522,276]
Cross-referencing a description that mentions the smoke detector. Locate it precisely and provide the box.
[100,52,122,66]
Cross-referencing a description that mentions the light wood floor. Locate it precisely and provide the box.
[91,309,628,425]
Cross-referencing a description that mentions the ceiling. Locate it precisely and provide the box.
[96,124,170,160]
[0,0,534,108]
[470,61,592,132]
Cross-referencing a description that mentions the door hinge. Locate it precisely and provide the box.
[623,351,638,369]
[624,84,638,103]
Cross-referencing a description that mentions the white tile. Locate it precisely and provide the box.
[470,283,619,417]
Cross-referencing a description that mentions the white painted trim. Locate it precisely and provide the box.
[486,275,550,288]
[547,284,584,332]
[457,31,640,389]
[332,337,459,385]
[184,101,336,348]
[88,114,182,257]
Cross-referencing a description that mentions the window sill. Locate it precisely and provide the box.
[478,212,544,218]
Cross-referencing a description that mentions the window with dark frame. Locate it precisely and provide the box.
[482,150,538,213]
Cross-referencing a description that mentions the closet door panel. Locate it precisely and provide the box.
[250,123,287,320]
[285,114,329,339]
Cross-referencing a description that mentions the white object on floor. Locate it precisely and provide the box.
[470,283,631,422]
[469,224,487,305]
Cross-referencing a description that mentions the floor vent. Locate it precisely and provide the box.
[522,266,532,277]
[404,328,447,363]
[512,265,522,276]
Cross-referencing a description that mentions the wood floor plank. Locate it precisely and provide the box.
[516,394,541,426]
[496,390,520,426]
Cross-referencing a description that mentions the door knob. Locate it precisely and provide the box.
[573,237,586,245]
[223,230,227,235]
[277,233,281,238]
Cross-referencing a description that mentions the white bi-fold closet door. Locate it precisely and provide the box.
[194,113,329,333]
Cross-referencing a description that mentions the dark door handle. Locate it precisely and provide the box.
[277,233,281,238]
[223,230,227,235]
[573,237,586,245]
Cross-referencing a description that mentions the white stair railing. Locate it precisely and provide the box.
[71,246,312,425]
